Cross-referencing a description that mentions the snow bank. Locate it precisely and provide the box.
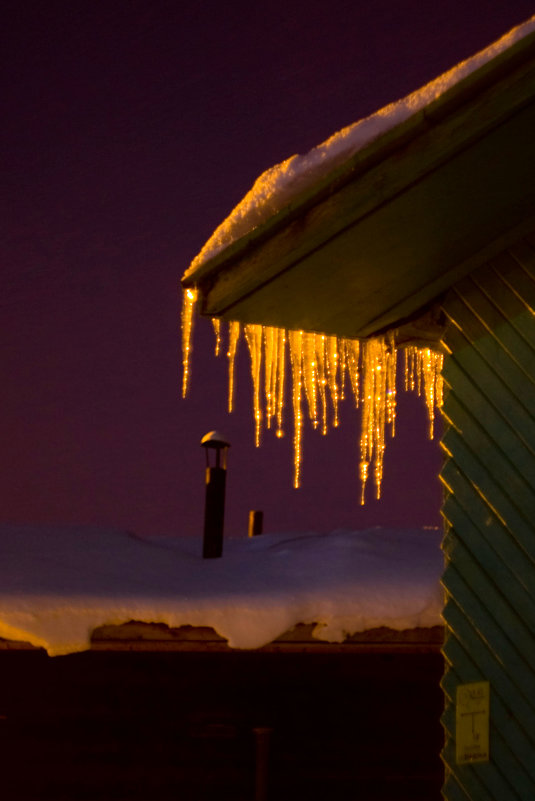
[0,524,442,656]
[185,15,535,276]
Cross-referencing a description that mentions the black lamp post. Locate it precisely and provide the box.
[201,431,230,558]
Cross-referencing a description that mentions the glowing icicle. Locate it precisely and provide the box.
[326,335,340,427]
[211,318,222,356]
[264,326,277,427]
[275,327,286,438]
[288,330,304,488]
[385,332,397,437]
[435,353,444,409]
[344,338,361,409]
[244,324,263,447]
[359,337,390,504]
[302,332,318,428]
[338,337,348,402]
[315,335,328,436]
[404,346,417,392]
[181,299,444,505]
[181,287,198,398]
[420,348,444,439]
[227,321,241,413]
[403,345,444,438]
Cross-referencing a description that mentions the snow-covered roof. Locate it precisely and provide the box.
[184,15,535,280]
[0,524,442,656]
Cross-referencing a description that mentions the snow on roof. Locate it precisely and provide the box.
[0,524,442,656]
[185,15,535,278]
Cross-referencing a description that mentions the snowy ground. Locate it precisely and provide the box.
[0,524,442,656]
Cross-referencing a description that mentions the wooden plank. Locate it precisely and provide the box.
[494,248,535,311]
[510,238,535,279]
[443,567,535,705]
[442,394,535,504]
[442,495,535,632]
[442,773,478,801]
[443,600,535,739]
[443,529,535,668]
[472,265,535,348]
[442,732,513,801]
[441,335,535,451]
[443,292,535,394]
[440,460,535,595]
[441,428,535,553]
[451,278,535,375]
[441,358,535,468]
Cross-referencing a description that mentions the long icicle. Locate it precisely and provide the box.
[181,287,198,398]
[288,330,304,488]
[227,321,241,413]
[244,324,264,447]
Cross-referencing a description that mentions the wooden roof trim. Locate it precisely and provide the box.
[182,28,535,308]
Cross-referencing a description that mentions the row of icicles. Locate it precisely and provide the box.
[182,288,444,504]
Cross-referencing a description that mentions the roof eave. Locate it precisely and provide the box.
[183,28,535,340]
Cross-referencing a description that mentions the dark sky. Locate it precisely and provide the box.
[3,1,534,538]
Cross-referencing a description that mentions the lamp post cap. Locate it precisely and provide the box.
[201,430,231,449]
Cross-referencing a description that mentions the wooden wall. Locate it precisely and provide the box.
[440,234,535,799]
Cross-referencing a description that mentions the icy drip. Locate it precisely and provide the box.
[227,321,241,413]
[181,303,443,501]
[288,330,304,489]
[359,337,397,504]
[181,288,198,398]
[211,318,222,356]
[263,326,286,436]
[404,346,444,439]
[244,324,264,447]
[275,327,286,438]
[326,335,340,428]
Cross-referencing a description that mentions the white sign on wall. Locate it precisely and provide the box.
[456,681,490,764]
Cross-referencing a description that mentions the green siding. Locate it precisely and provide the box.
[440,237,535,800]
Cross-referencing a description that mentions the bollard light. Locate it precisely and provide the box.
[201,431,230,558]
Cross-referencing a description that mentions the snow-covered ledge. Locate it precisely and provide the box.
[0,525,442,656]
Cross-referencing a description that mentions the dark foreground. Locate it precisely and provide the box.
[0,647,443,800]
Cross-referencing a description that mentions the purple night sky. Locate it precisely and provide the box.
[3,1,533,538]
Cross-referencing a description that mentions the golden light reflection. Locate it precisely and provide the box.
[182,293,444,502]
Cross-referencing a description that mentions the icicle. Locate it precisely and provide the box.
[302,332,318,428]
[386,332,397,437]
[315,335,328,435]
[264,326,278,428]
[181,287,198,398]
[275,327,286,438]
[420,348,444,439]
[359,337,389,504]
[435,353,444,409]
[181,297,444,504]
[403,345,444,438]
[227,321,240,413]
[338,337,348,402]
[211,318,222,356]
[344,338,361,408]
[288,330,304,488]
[326,334,340,427]
[244,324,263,447]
